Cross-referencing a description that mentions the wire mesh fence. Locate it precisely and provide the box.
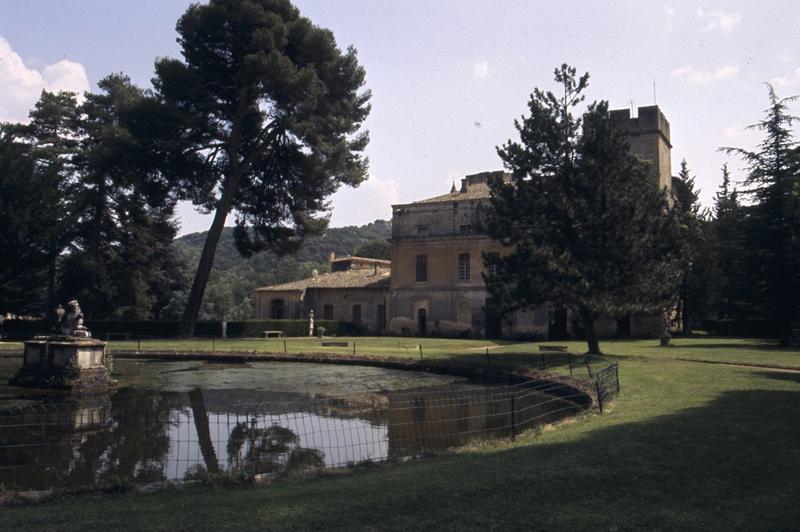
[0,352,619,491]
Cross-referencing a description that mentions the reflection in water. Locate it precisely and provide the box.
[0,360,586,490]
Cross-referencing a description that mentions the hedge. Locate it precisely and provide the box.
[701,319,784,338]
[0,318,363,340]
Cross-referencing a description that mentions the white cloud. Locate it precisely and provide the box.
[771,67,800,89]
[697,8,741,33]
[722,125,744,138]
[663,5,676,32]
[472,61,489,79]
[362,174,400,207]
[671,64,738,84]
[0,36,89,123]
[777,51,795,65]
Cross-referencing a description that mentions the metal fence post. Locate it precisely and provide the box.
[419,344,423,360]
[615,364,620,393]
[596,380,603,413]
[283,339,287,354]
[353,341,356,356]
[485,346,490,366]
[510,394,516,441]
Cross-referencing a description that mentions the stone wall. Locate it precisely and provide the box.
[254,289,304,320]
[304,287,389,334]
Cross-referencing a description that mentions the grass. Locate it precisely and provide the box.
[1,337,799,530]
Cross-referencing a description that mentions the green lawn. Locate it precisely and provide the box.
[1,337,799,530]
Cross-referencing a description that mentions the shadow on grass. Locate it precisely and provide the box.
[300,385,800,530]
[673,341,794,351]
[752,370,800,384]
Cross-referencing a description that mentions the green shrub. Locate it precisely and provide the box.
[701,319,783,338]
[0,318,365,339]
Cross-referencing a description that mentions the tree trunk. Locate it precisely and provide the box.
[779,318,792,347]
[188,388,220,474]
[46,253,56,317]
[682,300,689,335]
[579,306,602,355]
[179,172,240,337]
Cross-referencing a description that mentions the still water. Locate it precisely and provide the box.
[0,356,582,490]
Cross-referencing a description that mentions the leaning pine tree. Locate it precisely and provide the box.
[151,0,371,335]
[484,65,684,354]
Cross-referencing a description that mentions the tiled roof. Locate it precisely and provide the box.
[411,171,510,204]
[413,182,493,204]
[255,267,391,291]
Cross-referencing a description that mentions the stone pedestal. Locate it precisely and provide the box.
[10,336,114,391]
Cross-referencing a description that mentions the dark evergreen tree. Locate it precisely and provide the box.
[673,160,715,332]
[721,86,800,344]
[0,92,80,315]
[60,75,183,319]
[151,0,371,335]
[485,65,683,354]
[0,131,64,314]
[711,164,749,319]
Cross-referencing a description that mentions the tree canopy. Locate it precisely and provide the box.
[0,77,185,319]
[152,0,371,335]
[485,64,683,354]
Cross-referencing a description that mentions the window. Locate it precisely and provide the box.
[351,304,362,324]
[416,255,428,282]
[416,224,429,236]
[323,304,333,320]
[376,304,386,330]
[459,224,473,235]
[271,299,285,320]
[458,253,470,281]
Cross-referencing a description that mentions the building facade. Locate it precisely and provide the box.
[388,171,548,338]
[254,255,391,333]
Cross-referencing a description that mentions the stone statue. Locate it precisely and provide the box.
[59,300,91,338]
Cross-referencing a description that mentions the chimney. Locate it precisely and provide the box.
[328,251,335,272]
[460,178,468,193]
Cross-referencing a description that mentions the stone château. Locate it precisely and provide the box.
[255,105,674,339]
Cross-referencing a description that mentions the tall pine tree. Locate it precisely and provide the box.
[711,164,749,319]
[151,0,371,336]
[673,160,714,332]
[722,86,800,344]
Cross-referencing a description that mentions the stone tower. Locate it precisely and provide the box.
[609,105,672,192]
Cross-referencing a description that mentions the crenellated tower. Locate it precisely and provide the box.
[609,105,673,193]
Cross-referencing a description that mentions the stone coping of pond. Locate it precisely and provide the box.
[108,349,597,407]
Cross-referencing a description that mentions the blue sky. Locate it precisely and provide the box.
[1,1,798,235]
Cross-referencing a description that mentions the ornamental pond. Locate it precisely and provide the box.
[0,354,588,491]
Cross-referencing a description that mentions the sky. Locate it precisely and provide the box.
[1,0,798,236]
